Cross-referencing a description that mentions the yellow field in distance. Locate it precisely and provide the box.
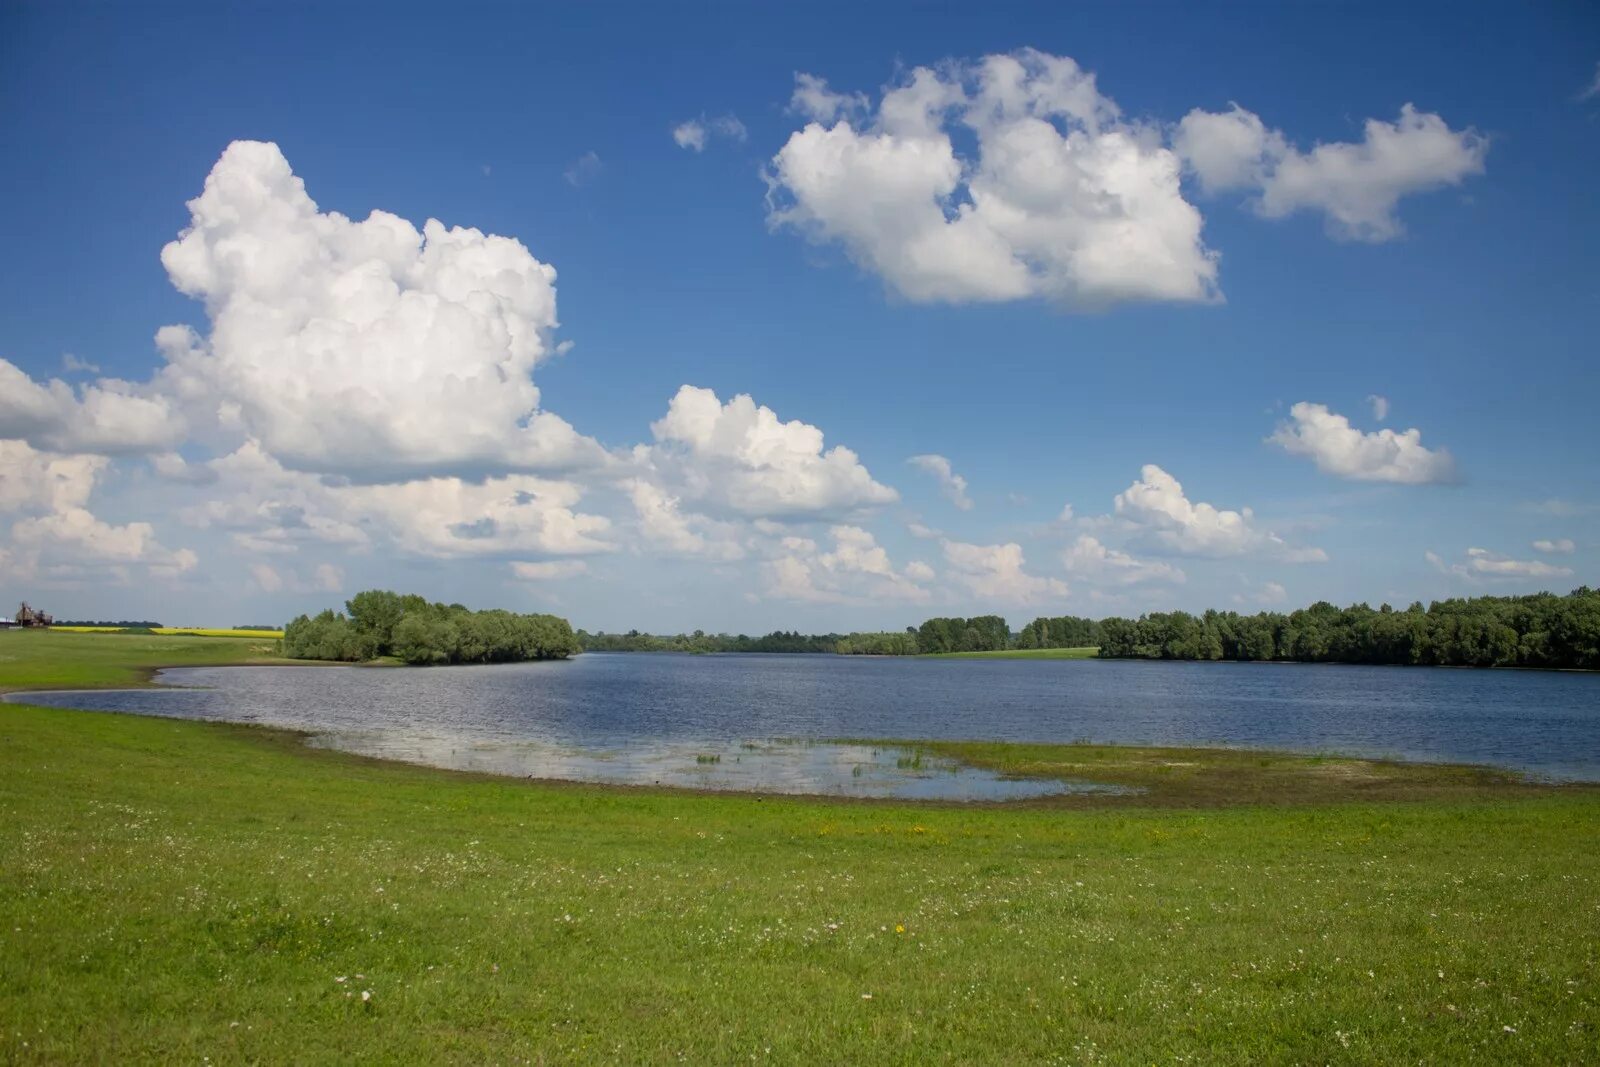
[46,626,284,639]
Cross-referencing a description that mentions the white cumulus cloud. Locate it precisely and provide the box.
[790,73,868,124]
[155,140,605,481]
[768,51,1220,308]
[642,385,897,521]
[941,538,1069,604]
[1269,402,1456,484]
[185,442,610,561]
[251,561,343,594]
[0,358,182,456]
[0,441,105,515]
[1174,103,1487,241]
[1531,539,1575,555]
[0,440,198,583]
[1113,464,1326,561]
[626,478,745,560]
[1061,535,1185,585]
[764,525,930,603]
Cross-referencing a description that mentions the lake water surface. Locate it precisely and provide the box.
[13,653,1600,795]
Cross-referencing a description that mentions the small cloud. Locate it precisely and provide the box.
[1428,547,1573,581]
[672,114,746,153]
[510,560,589,581]
[564,151,603,187]
[1366,394,1389,422]
[1007,492,1030,507]
[907,453,972,511]
[1532,538,1575,555]
[481,164,492,178]
[61,352,100,375]
[672,120,706,152]
[1269,401,1455,484]
[1579,61,1600,101]
[1056,503,1074,524]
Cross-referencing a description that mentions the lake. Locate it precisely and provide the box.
[13,653,1600,795]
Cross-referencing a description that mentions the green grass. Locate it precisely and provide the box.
[923,646,1100,660]
[2,633,1598,1062]
[0,629,290,693]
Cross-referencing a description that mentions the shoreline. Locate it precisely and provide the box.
[7,688,1595,806]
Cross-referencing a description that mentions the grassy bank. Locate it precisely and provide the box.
[0,629,289,692]
[924,646,1100,660]
[2,634,1597,1061]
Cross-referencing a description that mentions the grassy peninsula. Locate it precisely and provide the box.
[922,646,1100,661]
[2,630,1597,1062]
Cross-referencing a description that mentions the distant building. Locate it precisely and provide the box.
[14,602,53,628]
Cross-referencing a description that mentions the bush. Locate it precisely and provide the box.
[282,593,580,665]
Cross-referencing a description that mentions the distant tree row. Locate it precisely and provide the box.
[568,587,1600,670]
[1096,588,1600,670]
[282,590,581,665]
[833,631,920,655]
[914,616,1010,654]
[1014,615,1102,650]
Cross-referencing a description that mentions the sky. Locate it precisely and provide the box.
[1,1,1597,633]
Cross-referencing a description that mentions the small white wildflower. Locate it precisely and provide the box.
[362,990,372,1003]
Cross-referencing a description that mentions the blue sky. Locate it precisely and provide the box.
[1,1,1596,632]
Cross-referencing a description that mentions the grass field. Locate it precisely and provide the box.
[2,632,1597,1062]
[0,629,288,692]
[924,646,1100,660]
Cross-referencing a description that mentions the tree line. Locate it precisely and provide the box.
[282,590,581,665]
[575,587,1598,669]
[1095,588,1599,669]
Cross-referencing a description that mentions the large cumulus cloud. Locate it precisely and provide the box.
[768,50,1219,307]
[155,140,604,481]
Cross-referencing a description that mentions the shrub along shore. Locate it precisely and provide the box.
[1,629,1596,1060]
